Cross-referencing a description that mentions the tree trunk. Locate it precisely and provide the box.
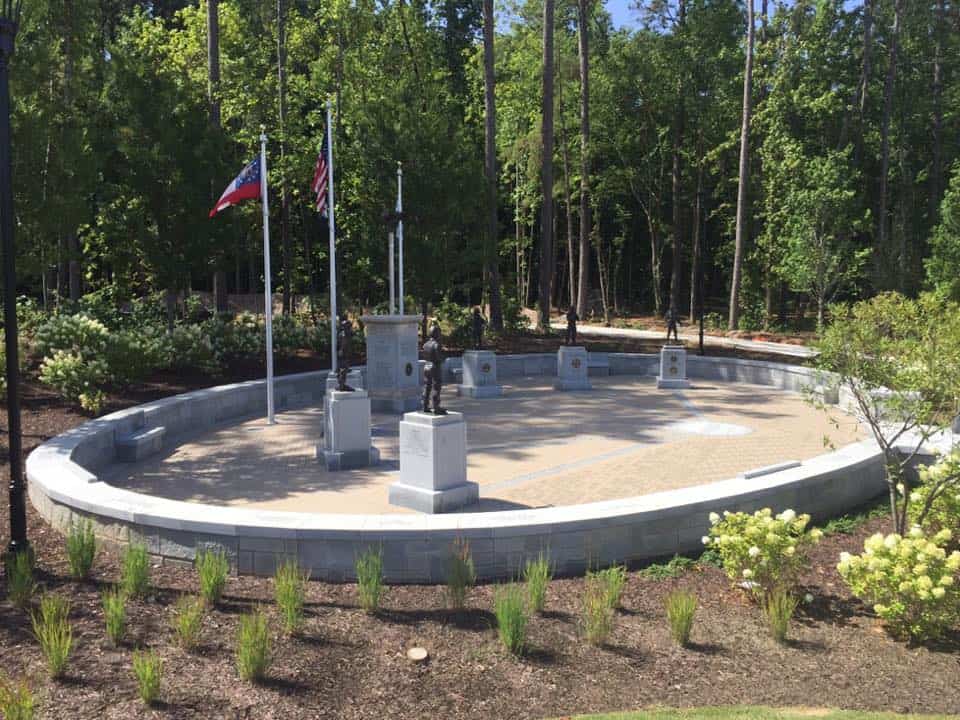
[688,159,703,323]
[728,0,754,331]
[538,0,555,332]
[576,0,591,320]
[877,0,903,286]
[669,0,686,315]
[855,0,873,168]
[558,56,576,311]
[646,208,663,315]
[277,0,293,315]
[64,0,82,301]
[483,0,504,330]
[930,0,945,223]
[208,0,228,314]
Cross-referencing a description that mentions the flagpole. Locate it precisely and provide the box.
[396,161,404,316]
[260,127,276,425]
[388,231,395,314]
[327,100,338,372]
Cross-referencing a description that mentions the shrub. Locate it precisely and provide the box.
[196,548,229,606]
[38,350,109,409]
[703,508,823,599]
[665,590,697,646]
[102,326,169,385]
[272,315,310,358]
[908,449,960,542]
[120,544,150,598]
[494,584,528,655]
[582,574,616,646]
[588,565,627,610]
[171,595,205,650]
[434,299,474,347]
[763,588,799,643]
[33,313,109,360]
[5,550,34,609]
[355,548,384,614]
[274,560,309,635]
[522,552,552,614]
[65,520,97,580]
[236,608,271,682]
[131,650,162,706]
[102,587,127,646]
[31,594,72,679]
[640,555,695,580]
[445,538,476,610]
[0,674,35,720]
[838,527,960,641]
[167,324,220,374]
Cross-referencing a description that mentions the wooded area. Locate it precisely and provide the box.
[9,0,960,332]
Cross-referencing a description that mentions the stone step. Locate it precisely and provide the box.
[115,426,166,462]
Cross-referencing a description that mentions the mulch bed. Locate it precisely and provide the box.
[2,343,958,719]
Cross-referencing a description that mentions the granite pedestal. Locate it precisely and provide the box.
[456,350,503,398]
[657,345,691,389]
[388,411,478,513]
[316,390,380,471]
[554,346,592,391]
[362,314,421,413]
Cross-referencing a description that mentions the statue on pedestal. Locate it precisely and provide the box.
[665,306,680,343]
[422,323,447,415]
[336,317,355,391]
[565,306,579,346]
[472,307,486,350]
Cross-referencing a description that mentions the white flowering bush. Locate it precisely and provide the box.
[838,527,960,640]
[907,449,960,543]
[39,351,109,412]
[703,508,823,598]
[33,313,110,360]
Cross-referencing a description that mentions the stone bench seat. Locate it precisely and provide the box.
[115,426,165,462]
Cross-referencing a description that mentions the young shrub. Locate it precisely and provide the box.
[665,590,697,647]
[581,574,615,646]
[522,552,552,614]
[908,449,960,542]
[102,587,127,646]
[588,565,627,610]
[355,548,384,614]
[131,650,162,706]
[0,674,36,720]
[31,594,72,679]
[5,550,34,610]
[236,608,271,682]
[838,527,960,641]
[274,560,309,635]
[763,588,800,644]
[171,595,205,651]
[65,520,97,580]
[38,350,109,411]
[196,548,229,606]
[703,508,823,599]
[493,584,528,655]
[120,544,150,599]
[445,538,476,610]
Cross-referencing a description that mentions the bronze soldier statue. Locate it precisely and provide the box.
[565,306,579,346]
[336,317,355,391]
[471,306,486,350]
[665,306,680,343]
[422,323,447,414]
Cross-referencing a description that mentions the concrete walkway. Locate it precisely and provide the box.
[550,322,817,359]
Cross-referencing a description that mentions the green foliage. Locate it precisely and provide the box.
[838,528,960,641]
[704,508,823,599]
[102,326,170,385]
[31,595,73,679]
[819,501,889,536]
[195,548,230,607]
[434,299,475,348]
[38,350,109,411]
[355,549,385,614]
[493,584,528,655]
[274,560,309,635]
[0,674,36,720]
[665,590,697,647]
[65,520,97,580]
[171,595,205,651]
[908,449,960,541]
[131,650,162,706]
[587,565,627,610]
[5,550,35,610]
[522,552,552,614]
[167,324,220,374]
[640,555,695,580]
[762,589,799,644]
[581,574,616,646]
[120,544,150,599]
[927,163,960,301]
[236,608,271,682]
[271,314,311,359]
[102,587,127,646]
[33,313,110,360]
[445,538,476,610]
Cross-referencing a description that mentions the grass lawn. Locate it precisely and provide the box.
[564,708,960,720]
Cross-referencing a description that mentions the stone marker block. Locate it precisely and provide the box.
[657,345,691,389]
[389,411,478,513]
[361,314,421,413]
[316,390,380,471]
[554,346,592,391]
[457,350,503,399]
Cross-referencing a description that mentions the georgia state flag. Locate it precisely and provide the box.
[209,158,261,218]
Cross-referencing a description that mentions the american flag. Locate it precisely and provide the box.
[311,135,330,216]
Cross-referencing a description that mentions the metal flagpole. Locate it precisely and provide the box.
[388,231,395,314]
[260,128,276,425]
[396,161,403,316]
[327,100,338,371]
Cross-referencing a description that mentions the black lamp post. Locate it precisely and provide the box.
[1,0,27,557]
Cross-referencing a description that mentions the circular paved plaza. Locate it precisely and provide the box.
[100,377,864,515]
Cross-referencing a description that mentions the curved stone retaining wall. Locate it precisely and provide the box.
[27,355,918,583]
